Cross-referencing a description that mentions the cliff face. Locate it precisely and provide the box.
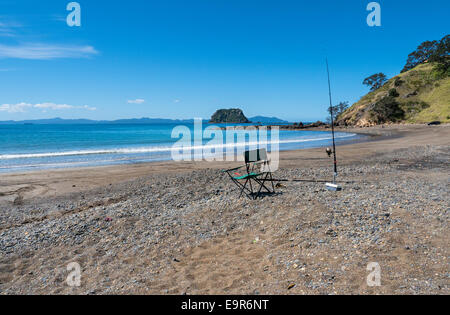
[210,109,250,123]
[337,63,450,126]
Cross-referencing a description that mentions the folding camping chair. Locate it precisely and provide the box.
[223,149,276,200]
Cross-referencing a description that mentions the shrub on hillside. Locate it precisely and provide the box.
[394,78,404,87]
[369,96,405,123]
[432,58,450,79]
[389,88,400,97]
[403,101,431,117]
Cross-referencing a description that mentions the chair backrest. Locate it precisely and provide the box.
[244,149,268,164]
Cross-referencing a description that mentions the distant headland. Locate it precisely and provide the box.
[0,113,290,125]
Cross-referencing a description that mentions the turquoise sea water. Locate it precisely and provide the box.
[0,123,361,173]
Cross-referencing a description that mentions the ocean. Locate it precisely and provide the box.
[0,123,361,173]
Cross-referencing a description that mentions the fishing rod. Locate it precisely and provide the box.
[262,178,354,184]
[325,58,342,191]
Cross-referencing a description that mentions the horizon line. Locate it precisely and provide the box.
[0,116,323,124]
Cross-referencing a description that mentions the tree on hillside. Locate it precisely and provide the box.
[401,35,449,73]
[429,35,449,61]
[326,101,349,124]
[363,73,388,91]
[429,35,450,73]
[401,40,439,73]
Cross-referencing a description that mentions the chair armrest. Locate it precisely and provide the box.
[222,165,245,173]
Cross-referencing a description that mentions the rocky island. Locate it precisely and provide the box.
[209,108,250,123]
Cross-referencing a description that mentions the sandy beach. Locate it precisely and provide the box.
[0,124,449,294]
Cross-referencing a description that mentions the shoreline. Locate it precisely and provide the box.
[0,127,362,175]
[0,129,365,175]
[0,123,447,205]
[0,127,374,205]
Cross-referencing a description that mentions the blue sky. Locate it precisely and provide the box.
[0,0,448,121]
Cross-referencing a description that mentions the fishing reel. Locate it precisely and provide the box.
[326,147,334,157]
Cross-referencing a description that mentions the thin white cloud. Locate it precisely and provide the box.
[81,105,97,111]
[0,102,96,113]
[34,103,73,110]
[51,15,68,23]
[174,99,180,103]
[0,21,22,37]
[0,102,32,113]
[0,43,99,60]
[127,99,145,104]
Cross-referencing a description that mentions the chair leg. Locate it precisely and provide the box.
[269,172,275,193]
[248,177,255,199]
[239,178,250,199]
[236,179,254,200]
[225,170,276,200]
[254,175,271,193]
[227,172,253,200]
[252,172,277,199]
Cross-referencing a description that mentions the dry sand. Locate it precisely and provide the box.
[0,124,448,295]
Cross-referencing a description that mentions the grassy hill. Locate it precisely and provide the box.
[338,62,450,126]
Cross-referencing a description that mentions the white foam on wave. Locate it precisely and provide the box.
[0,133,357,160]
